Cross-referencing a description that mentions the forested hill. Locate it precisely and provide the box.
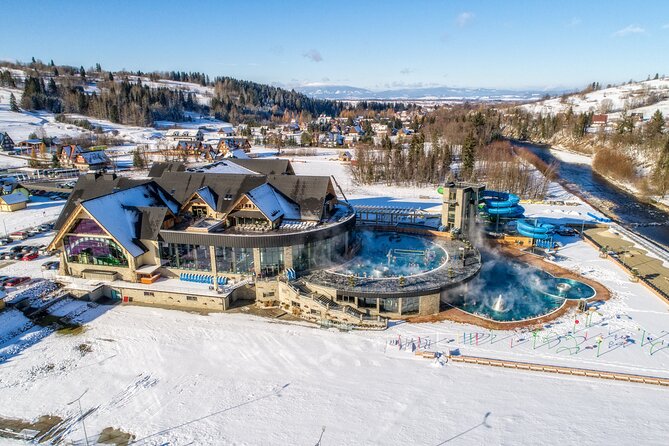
[0,59,341,126]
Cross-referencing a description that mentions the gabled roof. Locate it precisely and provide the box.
[154,172,266,214]
[54,173,150,231]
[194,186,218,210]
[244,183,301,222]
[80,182,180,257]
[78,150,110,165]
[0,192,28,205]
[267,175,334,221]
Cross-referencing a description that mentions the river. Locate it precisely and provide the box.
[515,141,669,250]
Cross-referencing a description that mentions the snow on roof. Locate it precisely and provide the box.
[245,183,300,222]
[195,186,217,210]
[0,192,29,205]
[79,150,110,165]
[81,183,180,257]
[166,129,201,137]
[194,160,257,174]
[223,148,250,159]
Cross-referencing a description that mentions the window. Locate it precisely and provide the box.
[259,247,284,277]
[159,242,211,271]
[186,296,198,301]
[64,235,128,267]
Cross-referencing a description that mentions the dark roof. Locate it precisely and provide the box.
[54,173,149,231]
[136,206,170,239]
[267,175,332,220]
[227,159,295,175]
[148,162,187,178]
[154,172,266,214]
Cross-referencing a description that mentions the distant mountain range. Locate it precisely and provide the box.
[295,84,566,102]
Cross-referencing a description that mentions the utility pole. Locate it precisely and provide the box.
[67,389,90,446]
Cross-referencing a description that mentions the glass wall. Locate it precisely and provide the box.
[380,298,399,313]
[215,246,254,274]
[402,296,420,314]
[259,247,284,277]
[64,235,128,267]
[158,242,211,271]
[70,218,106,235]
[292,231,349,272]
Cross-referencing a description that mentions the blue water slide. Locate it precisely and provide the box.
[482,191,524,217]
[516,219,555,240]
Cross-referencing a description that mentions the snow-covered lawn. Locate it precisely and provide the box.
[0,298,667,445]
[0,196,64,235]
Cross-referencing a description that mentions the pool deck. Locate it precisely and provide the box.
[406,244,611,329]
[304,238,482,298]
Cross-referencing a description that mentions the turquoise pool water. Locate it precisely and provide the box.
[333,231,447,278]
[451,251,595,322]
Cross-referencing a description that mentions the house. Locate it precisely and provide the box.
[217,137,252,156]
[16,139,47,156]
[74,150,111,171]
[165,129,203,142]
[0,192,29,212]
[591,114,608,127]
[59,145,85,166]
[59,145,110,171]
[0,132,14,151]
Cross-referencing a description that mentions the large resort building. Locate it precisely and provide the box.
[49,160,481,328]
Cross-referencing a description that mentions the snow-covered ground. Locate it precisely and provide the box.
[521,77,669,118]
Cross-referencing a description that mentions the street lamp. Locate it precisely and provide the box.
[66,389,90,446]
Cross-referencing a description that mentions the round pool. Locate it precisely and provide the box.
[448,251,595,322]
[331,231,448,278]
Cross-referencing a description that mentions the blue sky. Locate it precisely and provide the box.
[3,0,669,90]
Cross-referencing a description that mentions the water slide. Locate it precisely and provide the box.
[482,191,524,218]
[516,218,555,240]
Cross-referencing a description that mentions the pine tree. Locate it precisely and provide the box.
[51,153,60,168]
[80,66,86,79]
[132,148,145,168]
[646,110,664,137]
[9,93,19,112]
[461,133,477,179]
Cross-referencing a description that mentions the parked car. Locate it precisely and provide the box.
[1,252,13,260]
[5,277,30,287]
[38,224,51,232]
[12,252,25,260]
[0,276,10,285]
[22,252,38,261]
[9,232,28,240]
[0,238,7,246]
[21,246,33,253]
[41,260,60,270]
[0,237,12,245]
[10,245,24,253]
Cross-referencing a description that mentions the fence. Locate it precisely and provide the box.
[450,354,669,387]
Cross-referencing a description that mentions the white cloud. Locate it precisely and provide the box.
[456,12,474,27]
[302,49,323,62]
[400,68,412,75]
[613,24,646,37]
[662,23,669,29]
[567,17,581,27]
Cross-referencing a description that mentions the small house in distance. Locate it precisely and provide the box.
[0,132,14,151]
[165,129,204,143]
[0,192,29,212]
